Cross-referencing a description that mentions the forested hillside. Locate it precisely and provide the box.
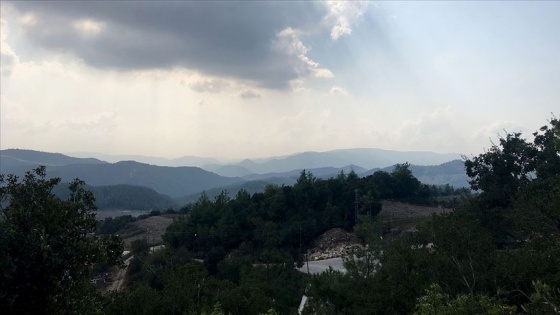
[39,161,243,197]
[53,184,178,211]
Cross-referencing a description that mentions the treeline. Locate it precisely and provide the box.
[164,163,458,264]
[107,242,304,315]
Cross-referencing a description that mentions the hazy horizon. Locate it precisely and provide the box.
[2,1,559,160]
[1,146,462,164]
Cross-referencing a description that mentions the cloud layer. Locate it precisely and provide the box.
[5,1,365,89]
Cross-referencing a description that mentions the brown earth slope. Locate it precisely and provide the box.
[306,201,450,259]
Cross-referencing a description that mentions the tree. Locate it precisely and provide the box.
[414,284,515,315]
[464,132,537,209]
[0,167,123,314]
[391,163,421,201]
[464,117,560,244]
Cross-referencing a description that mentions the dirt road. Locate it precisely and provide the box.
[107,255,133,292]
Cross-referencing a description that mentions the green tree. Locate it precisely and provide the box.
[414,284,515,315]
[463,117,560,244]
[0,167,123,314]
[391,162,421,201]
[465,132,537,209]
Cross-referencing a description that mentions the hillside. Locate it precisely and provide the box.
[0,149,106,172]
[184,161,470,203]
[360,159,469,188]
[53,184,178,210]
[41,161,243,197]
[1,150,245,199]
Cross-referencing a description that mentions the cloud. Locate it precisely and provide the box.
[390,107,469,153]
[240,90,261,99]
[0,19,19,76]
[5,1,335,89]
[73,19,105,37]
[471,120,526,146]
[273,27,334,80]
[189,79,231,93]
[323,1,369,40]
[329,85,348,95]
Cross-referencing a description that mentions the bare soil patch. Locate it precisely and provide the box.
[122,214,180,249]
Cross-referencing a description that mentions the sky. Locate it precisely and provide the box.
[1,1,559,160]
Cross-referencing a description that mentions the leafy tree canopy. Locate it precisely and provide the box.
[0,166,123,314]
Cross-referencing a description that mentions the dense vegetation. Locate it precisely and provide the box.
[105,165,465,314]
[54,183,178,211]
[303,117,560,314]
[0,167,123,314]
[1,117,557,314]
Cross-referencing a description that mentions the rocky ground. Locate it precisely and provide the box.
[306,228,364,261]
[305,201,449,260]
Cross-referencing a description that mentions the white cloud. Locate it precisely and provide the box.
[389,107,469,153]
[73,19,105,37]
[471,120,526,146]
[329,85,348,95]
[1,19,19,76]
[189,79,231,93]
[274,27,334,82]
[323,1,368,40]
[313,68,334,79]
[289,79,307,92]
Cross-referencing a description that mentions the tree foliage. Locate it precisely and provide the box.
[0,166,123,314]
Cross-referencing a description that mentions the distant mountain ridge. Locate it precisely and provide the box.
[1,149,468,207]
[205,149,459,174]
[39,161,242,198]
[66,151,222,167]
[1,149,105,171]
[62,148,461,174]
[1,149,243,198]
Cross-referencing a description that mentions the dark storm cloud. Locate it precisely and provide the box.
[8,1,328,89]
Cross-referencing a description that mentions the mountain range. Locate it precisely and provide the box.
[67,148,461,176]
[1,148,469,209]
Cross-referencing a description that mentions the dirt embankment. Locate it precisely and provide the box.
[306,228,364,260]
[99,215,181,293]
[121,214,179,250]
[306,201,450,260]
